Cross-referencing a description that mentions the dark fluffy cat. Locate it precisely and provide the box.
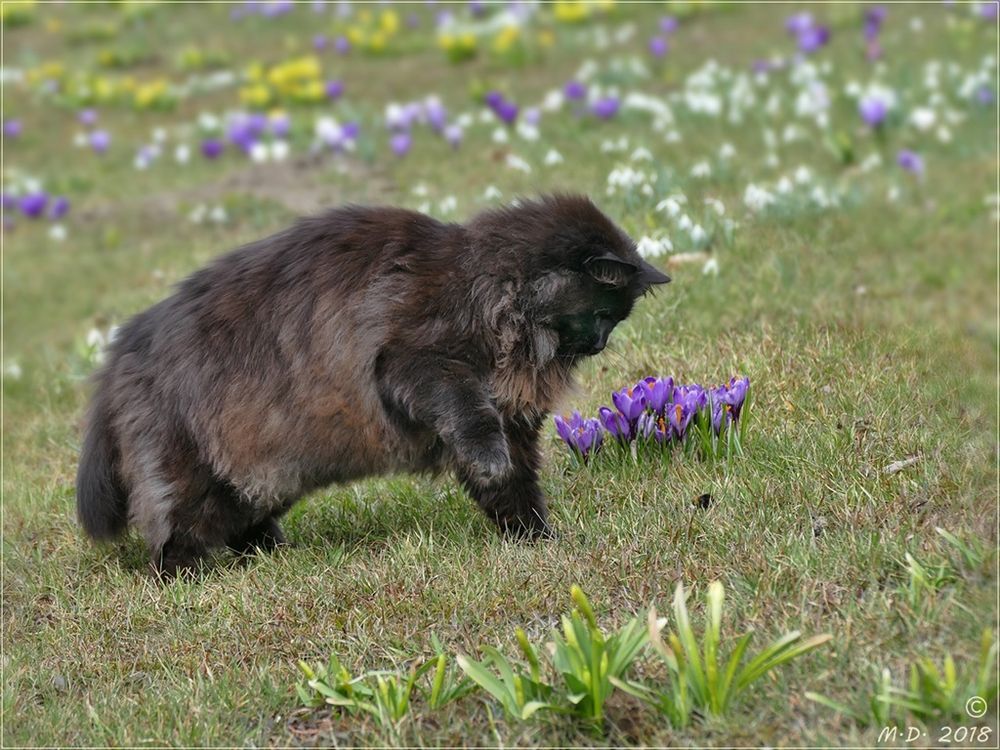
[76,194,669,575]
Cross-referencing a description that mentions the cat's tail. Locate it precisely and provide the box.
[76,388,128,540]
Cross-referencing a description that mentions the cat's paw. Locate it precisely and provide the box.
[464,441,514,486]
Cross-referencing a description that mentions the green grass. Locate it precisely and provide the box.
[3,1,997,746]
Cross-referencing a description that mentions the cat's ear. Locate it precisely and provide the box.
[637,258,671,289]
[584,252,637,288]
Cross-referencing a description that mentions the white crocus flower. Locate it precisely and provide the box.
[544,149,564,166]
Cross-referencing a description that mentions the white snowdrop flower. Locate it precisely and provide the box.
[910,107,936,131]
[691,161,711,178]
[542,89,564,111]
[765,152,780,169]
[887,185,900,202]
[656,197,682,217]
[198,112,220,131]
[483,185,503,201]
[249,141,269,163]
[765,92,782,116]
[943,108,965,125]
[385,103,408,130]
[4,361,22,380]
[575,59,598,82]
[189,204,207,224]
[665,130,682,143]
[440,195,457,214]
[417,201,431,214]
[152,127,168,144]
[743,183,776,212]
[702,257,719,276]
[315,116,343,146]
[936,125,952,143]
[985,193,1000,222]
[859,152,883,172]
[705,197,725,216]
[794,165,812,184]
[456,112,474,128]
[86,328,106,350]
[270,141,290,162]
[491,127,509,144]
[600,139,616,153]
[636,235,668,258]
[174,144,191,164]
[630,147,653,162]
[614,22,636,44]
[209,205,227,224]
[776,176,793,194]
[910,16,923,32]
[516,121,539,142]
[677,214,693,231]
[505,153,532,173]
[412,183,429,197]
[809,185,830,208]
[782,124,802,143]
[719,142,736,159]
[543,149,564,166]
[845,80,862,98]
[73,132,88,148]
[690,224,708,245]
[641,183,653,196]
[134,152,152,171]
[762,128,777,149]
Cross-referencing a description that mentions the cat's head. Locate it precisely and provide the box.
[470,194,669,363]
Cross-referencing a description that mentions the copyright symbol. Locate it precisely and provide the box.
[966,696,988,718]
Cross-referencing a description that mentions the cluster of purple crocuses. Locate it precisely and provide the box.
[554,375,750,462]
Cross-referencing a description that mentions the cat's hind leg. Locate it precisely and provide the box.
[226,515,287,556]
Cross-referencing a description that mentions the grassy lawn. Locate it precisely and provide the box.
[2,1,997,746]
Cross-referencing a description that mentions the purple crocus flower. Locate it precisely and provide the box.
[797,24,830,53]
[325,80,344,100]
[49,196,70,220]
[667,402,694,441]
[469,0,487,17]
[523,107,541,126]
[785,12,814,36]
[201,138,224,159]
[406,12,420,28]
[78,108,98,127]
[313,34,328,51]
[246,112,269,136]
[649,36,668,57]
[334,35,351,54]
[639,376,673,415]
[977,85,995,105]
[611,385,646,426]
[425,99,448,132]
[443,123,463,148]
[3,119,21,139]
[659,15,678,34]
[637,412,669,444]
[858,96,888,127]
[89,130,111,153]
[564,80,587,100]
[390,132,412,157]
[592,96,620,119]
[495,100,519,125]
[717,376,750,422]
[598,406,631,442]
[19,192,48,218]
[484,90,504,110]
[981,2,998,21]
[554,411,604,459]
[342,121,360,140]
[270,113,291,138]
[1,193,17,211]
[897,149,924,175]
[864,5,886,40]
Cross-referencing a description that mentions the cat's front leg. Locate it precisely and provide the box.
[375,348,513,485]
[459,421,553,540]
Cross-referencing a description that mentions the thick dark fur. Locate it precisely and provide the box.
[75,194,669,575]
